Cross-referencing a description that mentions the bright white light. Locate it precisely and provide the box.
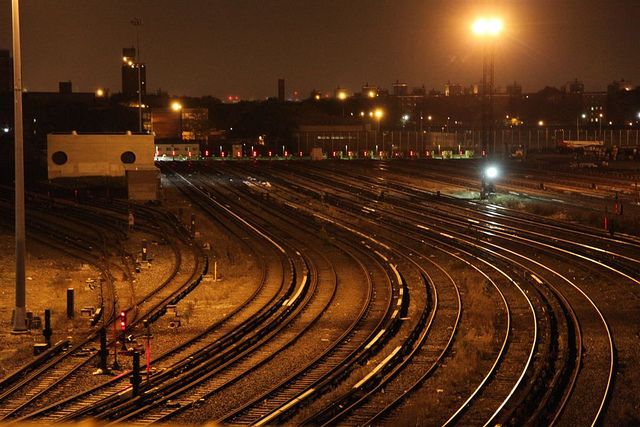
[3,127,9,133]
[472,17,503,36]
[485,166,499,179]
[402,114,409,121]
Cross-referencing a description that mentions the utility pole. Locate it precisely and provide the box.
[11,0,27,334]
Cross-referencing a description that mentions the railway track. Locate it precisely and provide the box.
[4,159,638,425]
[0,190,207,421]
[210,161,624,427]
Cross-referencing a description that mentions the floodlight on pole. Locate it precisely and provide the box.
[472,16,503,157]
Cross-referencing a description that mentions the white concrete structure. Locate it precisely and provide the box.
[47,132,156,179]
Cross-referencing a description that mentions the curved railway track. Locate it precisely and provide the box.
[213,160,628,425]
[3,159,638,425]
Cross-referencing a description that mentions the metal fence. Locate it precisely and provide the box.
[295,128,640,156]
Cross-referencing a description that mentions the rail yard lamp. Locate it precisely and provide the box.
[481,165,499,199]
[472,17,503,157]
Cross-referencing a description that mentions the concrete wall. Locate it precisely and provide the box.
[48,133,156,179]
[127,169,159,201]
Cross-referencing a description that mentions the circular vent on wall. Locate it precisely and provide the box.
[121,151,136,164]
[51,151,68,165]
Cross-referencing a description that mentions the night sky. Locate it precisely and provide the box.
[0,0,638,99]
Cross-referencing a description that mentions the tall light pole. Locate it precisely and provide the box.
[472,17,503,157]
[131,18,143,133]
[11,0,27,333]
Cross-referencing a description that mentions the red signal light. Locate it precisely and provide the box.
[120,311,126,331]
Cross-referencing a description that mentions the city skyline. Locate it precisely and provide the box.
[0,0,638,99]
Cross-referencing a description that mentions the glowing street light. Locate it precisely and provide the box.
[95,88,105,97]
[336,90,348,117]
[171,101,183,140]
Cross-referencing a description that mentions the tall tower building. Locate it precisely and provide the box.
[278,78,285,101]
[121,47,146,99]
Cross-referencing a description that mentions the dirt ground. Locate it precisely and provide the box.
[0,181,259,380]
[0,232,101,377]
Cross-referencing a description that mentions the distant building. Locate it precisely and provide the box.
[361,83,378,98]
[295,124,371,155]
[392,80,408,96]
[566,78,584,94]
[607,79,634,93]
[506,81,522,97]
[58,81,72,94]
[411,86,426,96]
[278,78,285,102]
[121,47,146,99]
[150,107,209,141]
[0,50,12,93]
[444,82,464,97]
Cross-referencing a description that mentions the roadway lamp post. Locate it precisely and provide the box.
[374,108,384,155]
[337,90,347,118]
[171,101,183,141]
[11,0,27,333]
[472,17,503,158]
[598,113,603,140]
[576,113,586,140]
